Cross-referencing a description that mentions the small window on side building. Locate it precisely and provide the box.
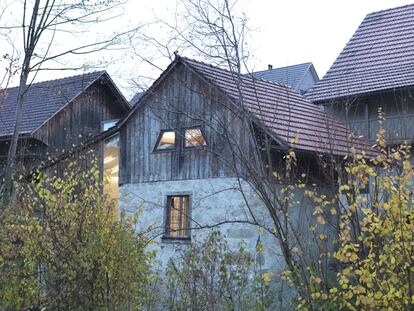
[155,130,176,151]
[165,195,190,239]
[184,128,206,148]
[102,119,118,132]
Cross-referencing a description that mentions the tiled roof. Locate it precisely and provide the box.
[306,4,414,102]
[250,63,314,90]
[180,57,375,157]
[0,71,107,137]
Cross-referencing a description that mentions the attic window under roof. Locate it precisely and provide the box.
[155,130,176,151]
[184,128,207,148]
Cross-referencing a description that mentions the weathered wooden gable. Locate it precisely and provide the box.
[120,62,255,184]
[325,87,414,144]
[33,81,126,157]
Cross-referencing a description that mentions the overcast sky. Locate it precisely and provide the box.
[117,0,413,97]
[240,0,413,76]
[2,0,413,98]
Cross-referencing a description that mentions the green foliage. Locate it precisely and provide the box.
[164,231,280,311]
[0,155,154,310]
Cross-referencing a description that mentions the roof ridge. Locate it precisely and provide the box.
[121,55,375,157]
[250,62,312,74]
[180,55,240,75]
[180,56,296,91]
[366,3,414,17]
[4,70,106,91]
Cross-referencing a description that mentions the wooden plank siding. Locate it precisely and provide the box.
[33,82,125,156]
[120,62,257,185]
[0,138,48,180]
[325,87,414,145]
[0,81,125,180]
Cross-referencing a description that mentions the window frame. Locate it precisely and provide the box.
[182,126,208,150]
[153,129,177,153]
[102,133,120,212]
[101,119,119,132]
[162,193,192,241]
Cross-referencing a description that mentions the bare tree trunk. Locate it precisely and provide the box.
[0,0,135,206]
[2,0,39,203]
[2,74,28,200]
[3,0,40,205]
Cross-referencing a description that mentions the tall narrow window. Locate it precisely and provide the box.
[103,134,120,208]
[155,130,176,151]
[165,195,190,239]
[184,128,206,148]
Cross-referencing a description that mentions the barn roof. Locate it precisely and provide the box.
[306,4,414,103]
[0,71,129,138]
[249,63,318,91]
[122,56,375,157]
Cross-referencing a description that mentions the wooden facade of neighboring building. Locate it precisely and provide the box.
[307,4,414,146]
[0,71,129,179]
[319,89,414,145]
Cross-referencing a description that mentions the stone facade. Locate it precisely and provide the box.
[119,176,315,274]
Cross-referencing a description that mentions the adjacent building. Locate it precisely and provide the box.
[0,71,130,196]
[306,4,414,146]
[250,62,319,94]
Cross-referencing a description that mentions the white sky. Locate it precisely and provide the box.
[2,0,413,98]
[242,0,413,76]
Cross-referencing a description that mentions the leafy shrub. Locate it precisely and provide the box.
[0,156,154,310]
[164,231,280,311]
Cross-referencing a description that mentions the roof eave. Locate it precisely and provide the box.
[100,72,130,113]
[30,71,129,138]
[0,132,36,142]
[310,84,414,105]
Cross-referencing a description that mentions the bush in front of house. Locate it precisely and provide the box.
[163,230,283,311]
[293,118,414,310]
[0,155,155,310]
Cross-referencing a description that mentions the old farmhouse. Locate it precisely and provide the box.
[0,54,375,277]
[112,55,373,273]
[306,4,414,146]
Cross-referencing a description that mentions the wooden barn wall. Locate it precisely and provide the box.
[120,63,257,184]
[0,81,124,182]
[326,87,414,144]
[0,138,48,180]
[42,141,103,182]
[33,81,125,158]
